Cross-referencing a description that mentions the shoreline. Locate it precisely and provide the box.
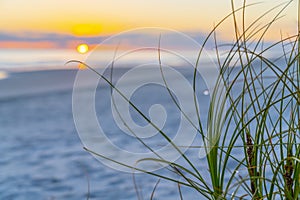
[0,64,208,100]
[0,68,79,100]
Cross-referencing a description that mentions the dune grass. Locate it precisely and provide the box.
[70,0,300,199]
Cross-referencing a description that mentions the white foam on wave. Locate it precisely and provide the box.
[0,71,8,80]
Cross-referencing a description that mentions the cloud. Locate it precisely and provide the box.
[0,32,106,49]
[0,30,216,50]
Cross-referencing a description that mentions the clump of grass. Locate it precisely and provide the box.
[71,0,300,199]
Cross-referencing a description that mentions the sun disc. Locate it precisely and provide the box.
[77,44,89,54]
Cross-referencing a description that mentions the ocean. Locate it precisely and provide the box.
[0,49,210,199]
[0,48,294,199]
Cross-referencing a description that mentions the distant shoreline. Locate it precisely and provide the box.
[0,68,79,100]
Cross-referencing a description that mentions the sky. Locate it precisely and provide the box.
[0,0,298,49]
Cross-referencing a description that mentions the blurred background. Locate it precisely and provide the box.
[0,0,298,199]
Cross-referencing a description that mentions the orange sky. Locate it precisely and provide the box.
[0,0,298,49]
[0,41,57,49]
[0,0,230,35]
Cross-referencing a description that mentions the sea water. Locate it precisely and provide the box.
[0,49,209,199]
[0,48,292,199]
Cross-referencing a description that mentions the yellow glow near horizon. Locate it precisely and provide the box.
[0,0,297,40]
[72,24,102,36]
[77,44,89,54]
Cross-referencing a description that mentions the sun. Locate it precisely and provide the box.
[77,44,89,54]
